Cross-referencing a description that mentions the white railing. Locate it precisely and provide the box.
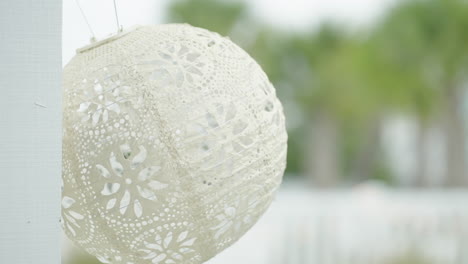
[210,184,468,264]
[63,183,468,264]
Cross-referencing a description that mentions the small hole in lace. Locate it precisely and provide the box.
[206,113,218,128]
[120,144,132,159]
[201,143,209,151]
[265,101,274,112]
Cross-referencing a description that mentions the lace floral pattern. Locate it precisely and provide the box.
[140,231,197,264]
[62,24,287,264]
[62,196,85,237]
[96,144,167,218]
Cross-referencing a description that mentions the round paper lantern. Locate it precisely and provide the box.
[62,24,287,264]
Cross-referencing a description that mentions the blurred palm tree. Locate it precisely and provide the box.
[283,26,348,186]
[281,23,435,186]
[345,34,437,186]
[376,0,468,186]
[165,0,468,187]
[282,27,393,186]
[167,0,246,36]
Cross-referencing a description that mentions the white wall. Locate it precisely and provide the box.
[0,0,62,263]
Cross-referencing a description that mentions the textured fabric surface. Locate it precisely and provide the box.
[62,24,287,264]
[0,0,62,263]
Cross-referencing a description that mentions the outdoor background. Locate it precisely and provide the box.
[62,0,468,263]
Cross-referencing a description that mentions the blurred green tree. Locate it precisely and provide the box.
[167,0,246,36]
[345,35,436,186]
[376,0,468,186]
[165,0,468,187]
[284,27,384,185]
[283,26,348,186]
[246,28,305,176]
[283,24,434,186]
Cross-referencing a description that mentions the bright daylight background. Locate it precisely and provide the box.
[62,0,468,263]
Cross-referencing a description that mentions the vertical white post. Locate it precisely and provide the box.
[0,0,62,264]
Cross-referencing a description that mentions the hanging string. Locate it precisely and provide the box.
[113,0,122,32]
[75,0,96,41]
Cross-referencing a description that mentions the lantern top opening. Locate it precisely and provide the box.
[76,25,142,54]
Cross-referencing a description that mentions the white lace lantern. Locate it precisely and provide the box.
[62,24,287,264]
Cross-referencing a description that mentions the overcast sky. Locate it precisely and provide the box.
[63,0,396,64]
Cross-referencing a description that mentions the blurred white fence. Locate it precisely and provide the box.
[209,183,468,264]
[63,183,468,264]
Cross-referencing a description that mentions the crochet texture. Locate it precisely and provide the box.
[62,24,287,264]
